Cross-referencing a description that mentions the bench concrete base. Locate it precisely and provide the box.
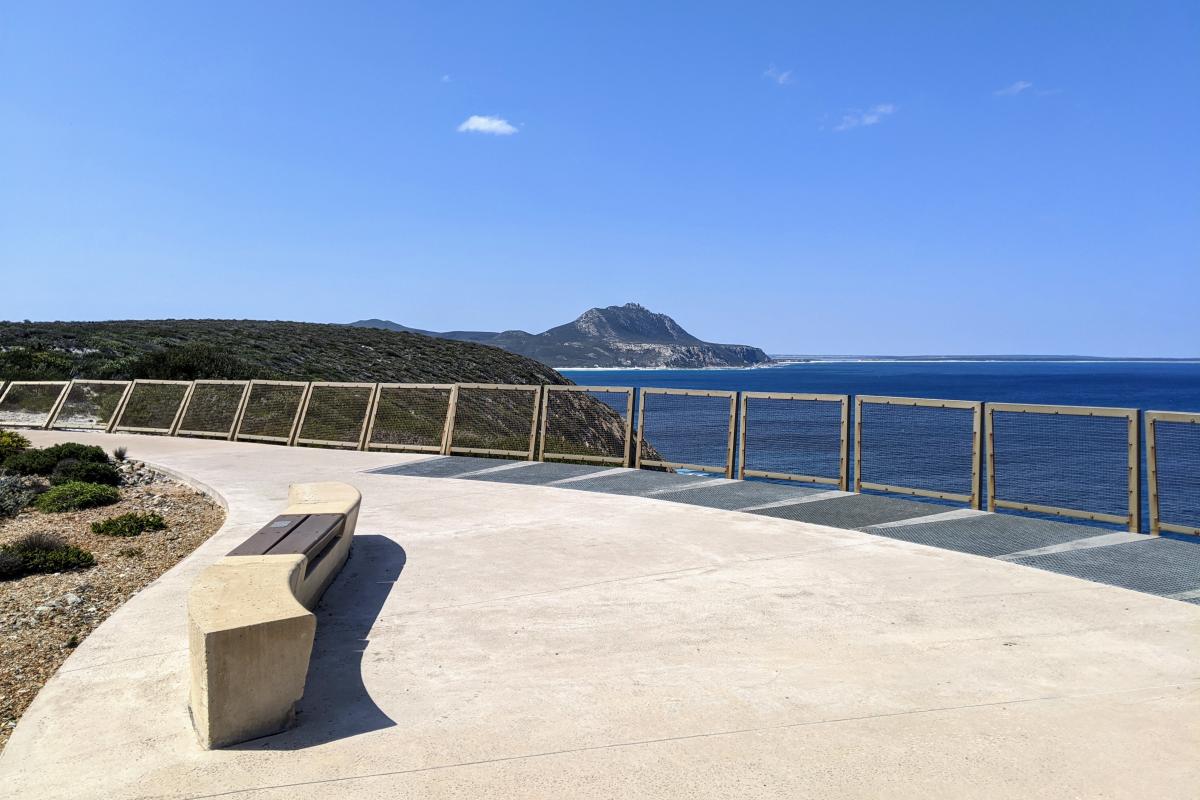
[187,482,361,749]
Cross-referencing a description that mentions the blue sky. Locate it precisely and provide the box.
[1,2,1197,356]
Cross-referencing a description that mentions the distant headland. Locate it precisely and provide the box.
[350,303,772,369]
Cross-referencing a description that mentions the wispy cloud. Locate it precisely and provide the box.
[762,65,793,86]
[833,103,896,132]
[994,80,1033,96]
[457,115,518,135]
[441,74,453,83]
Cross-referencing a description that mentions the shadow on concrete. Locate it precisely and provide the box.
[234,534,405,750]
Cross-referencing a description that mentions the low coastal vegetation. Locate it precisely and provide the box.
[0,319,569,384]
[92,512,167,537]
[0,533,95,580]
[34,481,121,513]
[0,433,225,750]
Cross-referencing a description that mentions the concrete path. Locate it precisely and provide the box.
[1,432,1198,799]
[380,458,1200,604]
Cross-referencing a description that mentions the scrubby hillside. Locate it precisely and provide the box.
[0,320,570,385]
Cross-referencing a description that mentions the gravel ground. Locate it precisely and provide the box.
[0,459,225,751]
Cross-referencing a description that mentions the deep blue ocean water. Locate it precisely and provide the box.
[561,362,1200,534]
[562,361,1200,411]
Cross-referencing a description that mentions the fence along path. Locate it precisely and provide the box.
[2,377,1197,536]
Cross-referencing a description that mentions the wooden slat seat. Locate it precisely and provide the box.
[228,513,345,575]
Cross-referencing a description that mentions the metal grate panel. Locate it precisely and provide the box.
[235,381,309,444]
[1011,538,1200,598]
[750,494,946,529]
[460,462,611,485]
[368,456,517,478]
[366,384,454,453]
[864,513,1100,558]
[113,380,191,434]
[540,386,634,466]
[176,380,249,439]
[739,393,848,487]
[636,388,737,476]
[988,403,1138,531]
[0,381,70,428]
[448,384,541,460]
[856,396,981,506]
[655,479,827,511]
[295,383,376,449]
[563,469,712,497]
[1146,411,1200,536]
[50,380,130,431]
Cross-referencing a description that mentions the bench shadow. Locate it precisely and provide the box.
[233,534,405,751]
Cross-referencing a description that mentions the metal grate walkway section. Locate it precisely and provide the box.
[370,456,1200,603]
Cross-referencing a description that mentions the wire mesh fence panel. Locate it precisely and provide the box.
[366,384,454,453]
[1147,412,1200,535]
[295,383,376,448]
[987,403,1137,530]
[448,384,541,459]
[50,380,131,430]
[176,380,250,439]
[636,389,737,476]
[113,381,192,434]
[540,386,633,466]
[739,393,848,487]
[235,381,309,443]
[856,397,981,506]
[0,382,70,428]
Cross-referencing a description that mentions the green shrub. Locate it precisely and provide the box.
[50,459,121,487]
[92,512,166,537]
[3,442,111,477]
[34,481,120,513]
[0,430,31,462]
[0,549,22,579]
[3,447,60,476]
[0,475,41,518]
[112,446,128,462]
[0,532,95,580]
[43,442,110,465]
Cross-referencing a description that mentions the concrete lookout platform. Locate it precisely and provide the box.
[1,432,1198,799]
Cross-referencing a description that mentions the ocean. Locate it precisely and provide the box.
[560,361,1200,534]
[561,361,1200,411]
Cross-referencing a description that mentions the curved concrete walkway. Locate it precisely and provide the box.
[1,431,1197,799]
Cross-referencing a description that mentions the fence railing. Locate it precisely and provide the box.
[636,388,737,477]
[176,380,251,440]
[987,403,1139,532]
[447,384,541,460]
[856,396,983,508]
[540,385,634,466]
[0,381,71,429]
[50,379,133,432]
[738,392,848,488]
[1145,410,1200,536]
[364,383,456,454]
[4,377,1198,536]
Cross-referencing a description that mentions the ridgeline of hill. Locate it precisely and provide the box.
[0,320,570,385]
[352,303,772,369]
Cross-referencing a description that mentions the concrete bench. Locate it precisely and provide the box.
[187,481,361,748]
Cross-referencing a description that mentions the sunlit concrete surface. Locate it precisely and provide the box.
[1,431,1197,799]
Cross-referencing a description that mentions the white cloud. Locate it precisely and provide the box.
[456,115,518,135]
[995,80,1033,96]
[441,74,452,83]
[833,103,896,132]
[763,65,793,86]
